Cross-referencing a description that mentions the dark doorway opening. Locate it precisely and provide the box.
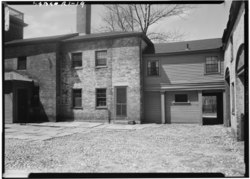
[17,88,29,123]
[202,92,223,125]
[116,87,127,118]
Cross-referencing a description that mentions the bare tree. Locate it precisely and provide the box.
[99,4,193,42]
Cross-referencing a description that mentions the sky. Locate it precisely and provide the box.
[9,1,233,42]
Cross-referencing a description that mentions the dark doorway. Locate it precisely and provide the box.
[202,93,223,125]
[116,87,127,118]
[17,88,29,123]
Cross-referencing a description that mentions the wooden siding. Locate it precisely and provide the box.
[144,51,224,86]
[144,91,161,123]
[166,91,200,123]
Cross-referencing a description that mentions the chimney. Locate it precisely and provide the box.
[76,4,91,35]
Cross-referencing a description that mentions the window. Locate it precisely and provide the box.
[147,60,159,76]
[72,89,82,108]
[175,94,188,103]
[205,56,219,73]
[96,88,107,107]
[17,56,27,70]
[72,53,82,68]
[232,83,235,115]
[96,50,107,66]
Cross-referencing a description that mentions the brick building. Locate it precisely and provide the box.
[223,0,246,141]
[4,3,246,132]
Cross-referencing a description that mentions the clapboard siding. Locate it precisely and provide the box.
[166,91,200,123]
[144,51,224,86]
[144,92,161,123]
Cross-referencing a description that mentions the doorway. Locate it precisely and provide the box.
[202,93,223,125]
[115,87,127,118]
[17,88,29,123]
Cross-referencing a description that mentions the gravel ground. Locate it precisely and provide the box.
[4,124,245,176]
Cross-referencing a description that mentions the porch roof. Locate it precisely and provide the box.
[5,71,36,83]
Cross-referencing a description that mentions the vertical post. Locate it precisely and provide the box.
[223,91,227,126]
[198,90,203,125]
[161,91,165,124]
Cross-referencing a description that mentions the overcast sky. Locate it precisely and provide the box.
[10,1,232,41]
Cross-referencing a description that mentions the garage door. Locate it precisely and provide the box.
[5,93,13,124]
[144,92,161,123]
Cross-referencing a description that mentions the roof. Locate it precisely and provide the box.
[152,38,222,54]
[63,31,153,45]
[5,71,34,82]
[5,33,79,46]
[5,31,153,47]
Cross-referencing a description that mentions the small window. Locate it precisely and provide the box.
[72,89,82,108]
[205,57,219,74]
[72,53,82,68]
[175,94,188,103]
[147,60,159,76]
[96,88,107,107]
[96,50,107,66]
[17,56,27,70]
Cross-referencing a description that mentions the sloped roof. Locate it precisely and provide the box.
[5,71,33,82]
[5,33,79,46]
[63,31,152,45]
[153,38,222,54]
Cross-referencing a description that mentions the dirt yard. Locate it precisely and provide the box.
[4,124,245,176]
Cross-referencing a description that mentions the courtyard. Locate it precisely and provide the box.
[4,122,245,177]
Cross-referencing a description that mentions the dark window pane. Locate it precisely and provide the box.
[72,53,82,68]
[96,51,107,66]
[17,56,27,70]
[96,89,106,107]
[73,89,82,107]
[175,94,188,102]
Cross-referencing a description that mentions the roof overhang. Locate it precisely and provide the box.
[5,71,37,84]
[144,81,225,91]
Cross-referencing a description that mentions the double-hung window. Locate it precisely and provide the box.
[205,56,219,74]
[96,50,107,67]
[96,88,107,107]
[72,53,82,68]
[147,60,159,76]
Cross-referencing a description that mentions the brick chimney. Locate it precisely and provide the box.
[76,4,91,35]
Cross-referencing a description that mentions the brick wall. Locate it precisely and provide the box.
[59,36,142,122]
[4,43,58,122]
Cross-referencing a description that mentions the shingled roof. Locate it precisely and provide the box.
[152,38,222,54]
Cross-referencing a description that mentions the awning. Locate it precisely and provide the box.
[4,71,38,85]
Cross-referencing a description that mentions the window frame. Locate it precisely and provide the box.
[72,89,82,109]
[95,50,107,67]
[71,52,82,68]
[96,88,107,109]
[204,56,220,74]
[147,60,160,77]
[17,56,27,70]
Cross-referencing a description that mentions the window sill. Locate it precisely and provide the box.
[72,107,83,110]
[96,106,108,109]
[73,67,83,70]
[95,66,108,69]
[172,102,191,105]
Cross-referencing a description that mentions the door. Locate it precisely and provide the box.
[202,93,223,125]
[17,88,29,123]
[144,92,161,123]
[116,87,127,118]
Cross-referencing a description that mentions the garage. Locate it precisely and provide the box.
[143,91,161,124]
